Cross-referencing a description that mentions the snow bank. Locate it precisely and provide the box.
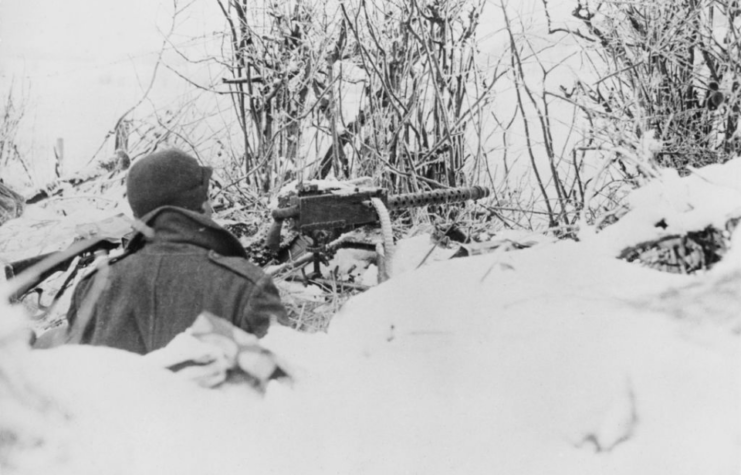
[313,239,738,475]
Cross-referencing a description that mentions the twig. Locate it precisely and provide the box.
[502,4,556,226]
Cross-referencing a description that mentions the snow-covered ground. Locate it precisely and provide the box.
[2,158,740,475]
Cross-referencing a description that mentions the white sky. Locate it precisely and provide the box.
[0,1,165,62]
[0,0,223,183]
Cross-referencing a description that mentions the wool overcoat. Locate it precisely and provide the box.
[67,206,288,354]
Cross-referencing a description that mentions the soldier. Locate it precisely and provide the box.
[65,148,288,356]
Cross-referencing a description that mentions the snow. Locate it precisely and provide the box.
[0,178,130,262]
[2,159,741,474]
[384,233,459,276]
[274,177,376,201]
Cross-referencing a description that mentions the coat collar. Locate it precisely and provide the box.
[126,206,247,258]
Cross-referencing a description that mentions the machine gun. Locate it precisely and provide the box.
[265,182,490,276]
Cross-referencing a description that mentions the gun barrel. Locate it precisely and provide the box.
[387,186,489,210]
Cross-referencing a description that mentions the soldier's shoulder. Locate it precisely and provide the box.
[208,251,267,283]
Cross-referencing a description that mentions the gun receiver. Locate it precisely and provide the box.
[266,184,490,252]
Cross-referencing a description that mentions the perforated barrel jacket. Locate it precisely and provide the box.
[67,206,288,354]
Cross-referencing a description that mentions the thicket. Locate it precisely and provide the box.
[171,0,741,232]
[554,0,741,177]
[488,0,741,230]
[56,0,741,232]
[210,0,496,194]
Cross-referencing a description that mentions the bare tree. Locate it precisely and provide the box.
[565,0,741,175]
